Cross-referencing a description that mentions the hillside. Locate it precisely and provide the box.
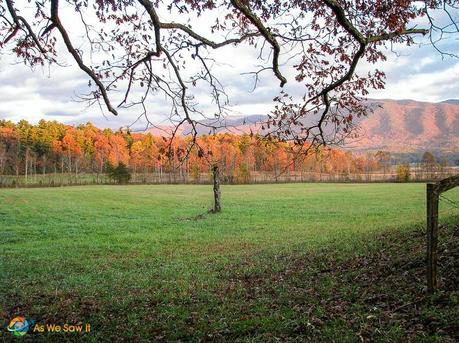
[146,99,459,154]
[350,99,459,153]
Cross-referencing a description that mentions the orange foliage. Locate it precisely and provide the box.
[0,119,383,178]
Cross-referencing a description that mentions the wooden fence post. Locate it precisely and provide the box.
[425,176,459,293]
[426,183,439,293]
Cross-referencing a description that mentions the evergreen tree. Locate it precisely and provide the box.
[106,162,131,184]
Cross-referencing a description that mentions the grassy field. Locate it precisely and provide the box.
[1,183,458,341]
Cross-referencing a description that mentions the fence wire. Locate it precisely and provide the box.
[439,194,459,211]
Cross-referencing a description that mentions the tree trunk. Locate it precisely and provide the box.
[212,164,221,213]
[25,148,29,185]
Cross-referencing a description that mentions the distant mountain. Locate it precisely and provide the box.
[349,99,459,153]
[145,115,266,136]
[442,99,459,105]
[146,99,459,154]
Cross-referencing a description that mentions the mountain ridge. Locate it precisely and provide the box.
[350,98,458,153]
[145,98,459,154]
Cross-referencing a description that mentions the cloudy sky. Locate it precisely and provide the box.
[0,5,458,130]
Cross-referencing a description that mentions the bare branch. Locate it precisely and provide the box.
[230,0,287,87]
[49,0,117,115]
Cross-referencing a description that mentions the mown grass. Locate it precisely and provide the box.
[1,183,458,342]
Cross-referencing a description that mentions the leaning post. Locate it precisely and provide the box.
[426,182,439,293]
[425,175,459,293]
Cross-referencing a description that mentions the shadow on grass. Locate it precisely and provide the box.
[2,217,458,342]
[211,219,459,342]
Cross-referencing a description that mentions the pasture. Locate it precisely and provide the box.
[1,184,458,341]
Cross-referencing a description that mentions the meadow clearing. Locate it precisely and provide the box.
[1,183,458,342]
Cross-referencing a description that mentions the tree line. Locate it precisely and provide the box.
[0,119,455,186]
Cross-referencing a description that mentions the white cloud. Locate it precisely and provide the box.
[0,2,457,130]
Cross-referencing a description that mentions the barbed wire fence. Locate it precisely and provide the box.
[439,194,459,213]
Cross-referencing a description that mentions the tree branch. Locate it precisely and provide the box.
[49,0,117,115]
[230,0,287,87]
[368,28,429,43]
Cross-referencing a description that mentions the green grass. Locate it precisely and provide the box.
[1,183,458,341]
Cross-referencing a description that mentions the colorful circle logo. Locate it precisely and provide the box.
[7,316,30,336]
